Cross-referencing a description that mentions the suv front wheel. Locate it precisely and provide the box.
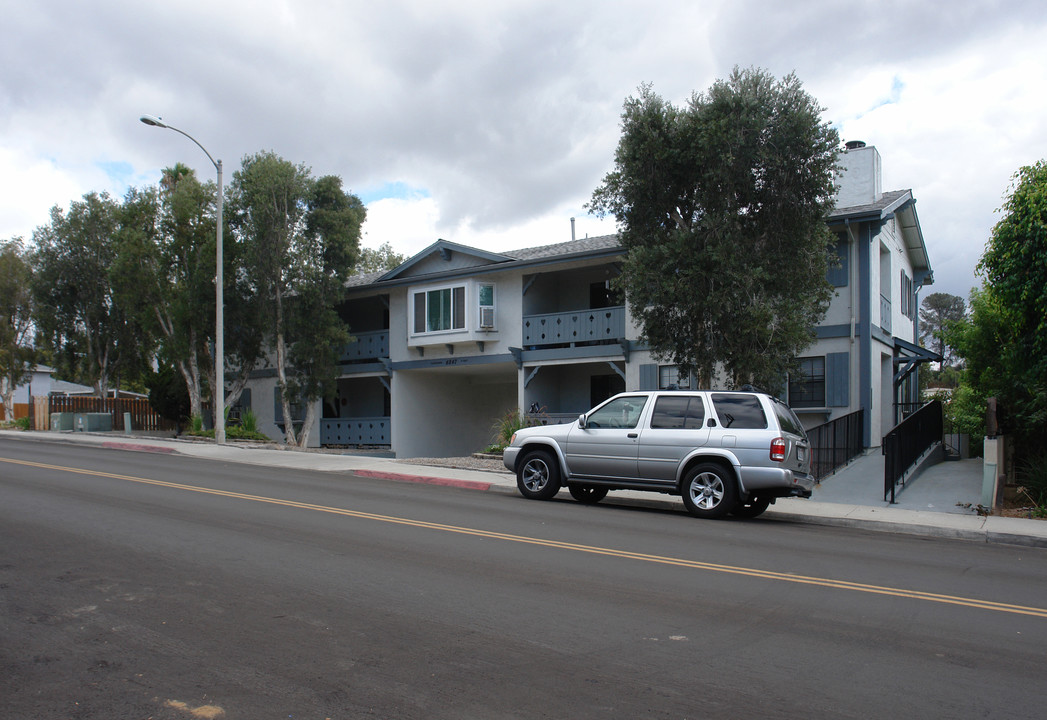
[681,463,738,519]
[516,448,561,500]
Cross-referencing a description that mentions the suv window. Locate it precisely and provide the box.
[651,396,706,429]
[771,400,807,438]
[586,396,648,429]
[710,394,768,429]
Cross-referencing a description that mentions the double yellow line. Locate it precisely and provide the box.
[5,455,1047,619]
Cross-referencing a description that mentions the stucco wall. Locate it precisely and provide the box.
[391,366,516,458]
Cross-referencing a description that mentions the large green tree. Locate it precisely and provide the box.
[589,68,840,388]
[228,153,365,446]
[112,166,220,421]
[919,292,966,368]
[357,241,406,273]
[0,238,36,421]
[32,192,151,397]
[952,160,1047,446]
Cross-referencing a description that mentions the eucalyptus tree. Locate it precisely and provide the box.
[590,68,840,389]
[32,192,150,397]
[228,153,364,446]
[0,238,36,420]
[111,165,216,419]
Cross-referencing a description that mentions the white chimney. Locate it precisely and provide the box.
[835,141,882,208]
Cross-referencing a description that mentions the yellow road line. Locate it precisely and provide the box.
[5,454,1047,619]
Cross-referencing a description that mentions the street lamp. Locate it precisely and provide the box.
[140,115,225,444]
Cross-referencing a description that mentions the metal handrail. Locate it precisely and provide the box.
[807,409,864,480]
[883,400,943,503]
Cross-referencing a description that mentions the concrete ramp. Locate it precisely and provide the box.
[813,451,984,514]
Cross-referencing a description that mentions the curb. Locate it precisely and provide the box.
[353,469,493,491]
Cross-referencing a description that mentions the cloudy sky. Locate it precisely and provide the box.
[3,0,1045,299]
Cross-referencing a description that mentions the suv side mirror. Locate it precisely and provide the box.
[578,413,587,429]
[707,417,717,428]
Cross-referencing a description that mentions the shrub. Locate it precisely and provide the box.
[240,407,259,434]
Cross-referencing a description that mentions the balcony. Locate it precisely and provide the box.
[879,295,892,334]
[339,330,389,363]
[522,306,625,348]
[320,416,390,445]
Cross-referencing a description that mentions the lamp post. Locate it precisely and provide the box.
[140,115,225,444]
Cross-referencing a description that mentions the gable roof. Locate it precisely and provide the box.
[828,188,932,280]
[377,239,513,282]
[349,234,623,291]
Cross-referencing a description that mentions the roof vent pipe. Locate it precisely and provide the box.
[845,140,867,150]
[571,217,576,242]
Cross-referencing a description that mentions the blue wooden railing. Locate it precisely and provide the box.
[522,306,625,347]
[339,330,389,363]
[320,416,391,445]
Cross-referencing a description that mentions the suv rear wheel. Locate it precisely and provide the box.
[681,463,738,519]
[568,483,609,504]
[732,493,772,518]
[516,448,561,500]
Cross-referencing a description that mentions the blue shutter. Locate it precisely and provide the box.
[639,364,658,390]
[826,352,850,407]
[827,235,849,287]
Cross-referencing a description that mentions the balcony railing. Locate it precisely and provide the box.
[320,416,390,445]
[879,294,892,333]
[339,330,389,363]
[522,306,625,348]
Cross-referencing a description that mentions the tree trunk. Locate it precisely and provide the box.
[297,401,317,448]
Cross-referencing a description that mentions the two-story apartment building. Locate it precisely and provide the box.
[789,141,936,446]
[244,142,934,457]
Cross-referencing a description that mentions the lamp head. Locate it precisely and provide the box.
[140,115,168,128]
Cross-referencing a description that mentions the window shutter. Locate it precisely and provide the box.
[826,352,850,407]
[453,286,465,329]
[240,388,251,409]
[639,364,658,390]
[274,387,283,423]
[827,235,849,287]
[413,292,425,333]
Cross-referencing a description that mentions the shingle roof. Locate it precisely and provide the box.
[502,233,622,261]
[828,189,911,221]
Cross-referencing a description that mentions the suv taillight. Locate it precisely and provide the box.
[770,437,786,462]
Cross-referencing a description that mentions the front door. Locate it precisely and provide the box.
[565,395,648,480]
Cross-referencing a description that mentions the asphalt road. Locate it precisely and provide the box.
[3,436,1047,719]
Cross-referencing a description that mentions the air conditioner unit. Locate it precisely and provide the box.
[479,306,495,329]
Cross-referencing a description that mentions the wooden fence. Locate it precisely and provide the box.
[38,395,178,432]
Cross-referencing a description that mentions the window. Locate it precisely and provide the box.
[658,365,690,389]
[586,396,648,430]
[413,286,465,333]
[789,357,826,408]
[651,396,706,429]
[478,284,495,328]
[710,394,768,429]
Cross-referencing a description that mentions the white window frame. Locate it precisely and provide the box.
[478,283,495,329]
[658,365,690,389]
[413,285,466,335]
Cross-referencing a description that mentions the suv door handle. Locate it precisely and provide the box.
[627,433,638,438]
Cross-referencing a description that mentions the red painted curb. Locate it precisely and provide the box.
[102,442,175,454]
[353,469,492,491]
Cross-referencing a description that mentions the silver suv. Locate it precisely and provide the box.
[503,390,814,518]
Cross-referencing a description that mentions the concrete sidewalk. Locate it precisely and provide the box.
[3,429,1046,548]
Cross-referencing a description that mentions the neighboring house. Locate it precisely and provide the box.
[244,141,934,457]
[1,364,99,421]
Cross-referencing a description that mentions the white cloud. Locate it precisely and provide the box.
[2,0,1045,299]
